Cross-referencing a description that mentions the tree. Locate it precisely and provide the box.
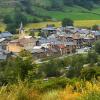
[87,51,98,65]
[62,18,74,27]
[5,9,28,34]
[64,0,74,6]
[67,55,85,78]
[20,0,33,15]
[40,59,65,77]
[6,23,17,34]
[15,50,33,81]
[3,15,14,24]
[95,40,100,54]
[92,25,98,31]
[51,0,64,10]
[14,11,28,27]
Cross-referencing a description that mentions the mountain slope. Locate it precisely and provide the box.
[0,0,100,22]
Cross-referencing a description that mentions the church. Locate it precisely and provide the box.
[6,23,37,53]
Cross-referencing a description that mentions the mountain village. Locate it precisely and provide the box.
[0,23,100,60]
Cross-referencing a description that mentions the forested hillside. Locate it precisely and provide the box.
[0,0,100,32]
[0,0,100,21]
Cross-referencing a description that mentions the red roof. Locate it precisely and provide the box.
[57,45,65,49]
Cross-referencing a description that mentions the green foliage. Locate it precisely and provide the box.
[0,0,100,25]
[87,51,98,65]
[67,55,86,78]
[81,91,100,100]
[4,10,28,33]
[62,18,74,27]
[0,50,35,84]
[92,25,99,31]
[32,77,68,92]
[81,67,100,80]
[51,0,64,10]
[95,40,100,54]
[39,59,67,77]
[3,15,14,24]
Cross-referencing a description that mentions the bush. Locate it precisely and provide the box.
[81,67,100,80]
[87,51,98,65]
[95,40,100,54]
[32,77,69,92]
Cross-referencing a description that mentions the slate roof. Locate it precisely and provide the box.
[0,32,13,38]
[77,29,90,34]
[0,38,6,43]
[42,27,57,31]
[30,49,45,53]
[94,31,100,36]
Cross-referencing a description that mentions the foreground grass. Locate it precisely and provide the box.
[0,80,100,100]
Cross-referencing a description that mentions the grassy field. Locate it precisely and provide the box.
[74,20,100,27]
[32,6,100,20]
[0,20,100,32]
[0,80,100,100]
[25,20,100,30]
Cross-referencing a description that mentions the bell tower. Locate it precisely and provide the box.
[19,22,26,39]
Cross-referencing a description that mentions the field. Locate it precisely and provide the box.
[74,20,100,27]
[0,20,100,32]
[25,20,100,31]
[31,5,100,20]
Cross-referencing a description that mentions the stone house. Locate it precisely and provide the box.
[7,36,37,53]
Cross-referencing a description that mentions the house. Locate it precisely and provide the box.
[72,32,83,48]
[7,36,37,53]
[83,33,95,46]
[7,40,24,53]
[96,25,100,30]
[31,48,46,58]
[7,22,37,53]
[94,31,100,40]
[29,46,47,58]
[41,27,57,37]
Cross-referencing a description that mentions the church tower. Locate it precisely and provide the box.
[19,22,26,39]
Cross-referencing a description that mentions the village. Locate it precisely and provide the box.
[0,23,100,60]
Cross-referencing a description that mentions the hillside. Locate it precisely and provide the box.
[0,0,100,22]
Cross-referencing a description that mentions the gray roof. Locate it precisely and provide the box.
[30,49,45,53]
[65,42,75,46]
[0,38,6,43]
[42,27,57,31]
[0,32,13,38]
[66,26,75,29]
[39,37,75,46]
[77,29,90,34]
[94,31,100,36]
